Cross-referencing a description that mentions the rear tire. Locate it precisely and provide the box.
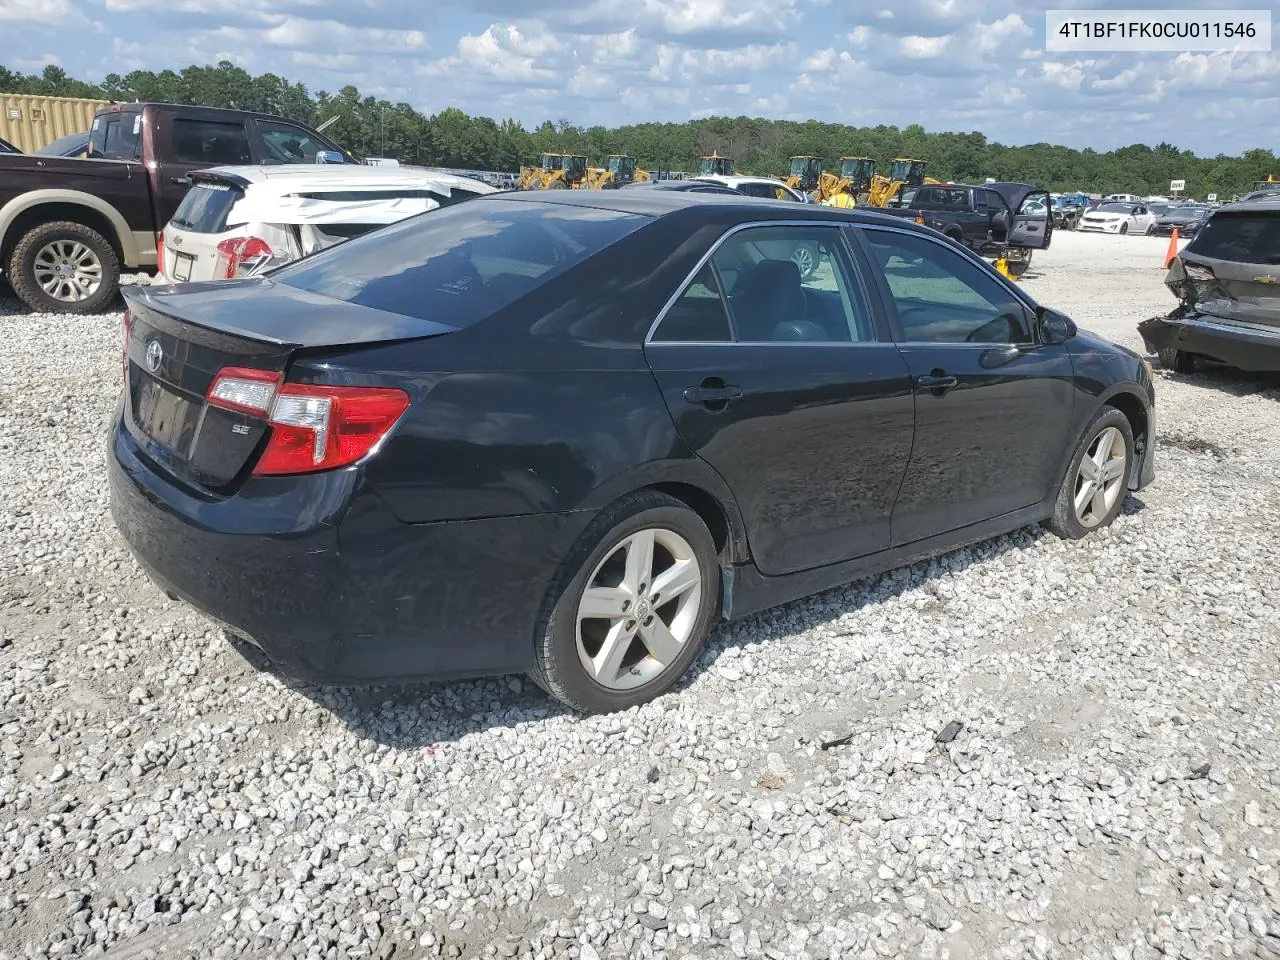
[8,220,120,315]
[1045,407,1134,540]
[1158,346,1196,374]
[530,491,721,713]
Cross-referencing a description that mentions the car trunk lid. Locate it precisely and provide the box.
[121,281,456,490]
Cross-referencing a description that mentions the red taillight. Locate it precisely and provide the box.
[121,309,133,383]
[206,366,283,416]
[252,384,409,476]
[214,236,274,280]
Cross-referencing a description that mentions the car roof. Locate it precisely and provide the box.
[1217,194,1280,214]
[693,174,787,187]
[192,164,495,194]
[480,187,932,230]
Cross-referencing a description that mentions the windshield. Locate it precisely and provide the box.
[1096,203,1132,213]
[276,199,648,325]
[88,112,142,160]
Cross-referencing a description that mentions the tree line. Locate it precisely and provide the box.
[3,61,1276,197]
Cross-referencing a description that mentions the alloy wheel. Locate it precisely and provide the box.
[1073,426,1127,528]
[575,527,703,691]
[790,245,817,279]
[33,240,103,303]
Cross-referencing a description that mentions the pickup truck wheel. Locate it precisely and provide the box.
[8,221,120,315]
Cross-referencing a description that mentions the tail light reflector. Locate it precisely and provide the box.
[214,236,274,280]
[206,366,283,416]
[253,384,410,476]
[1183,262,1215,281]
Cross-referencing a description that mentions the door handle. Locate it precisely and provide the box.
[683,382,743,405]
[169,176,190,185]
[917,373,958,392]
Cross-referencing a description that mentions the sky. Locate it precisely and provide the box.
[2,0,1278,155]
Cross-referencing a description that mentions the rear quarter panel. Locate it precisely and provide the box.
[302,212,736,528]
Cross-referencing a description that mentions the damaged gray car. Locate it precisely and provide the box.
[1139,196,1280,373]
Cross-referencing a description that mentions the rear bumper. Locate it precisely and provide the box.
[109,416,584,683]
[1139,311,1280,373]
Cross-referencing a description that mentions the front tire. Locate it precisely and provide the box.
[8,220,120,314]
[1045,408,1134,540]
[1119,223,1129,235]
[530,491,720,713]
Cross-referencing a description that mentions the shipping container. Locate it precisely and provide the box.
[0,94,114,153]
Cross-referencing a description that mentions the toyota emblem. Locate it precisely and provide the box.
[144,340,163,373]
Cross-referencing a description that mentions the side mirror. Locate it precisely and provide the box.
[314,150,345,164]
[1037,307,1076,345]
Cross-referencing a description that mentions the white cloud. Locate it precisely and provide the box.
[1,0,92,25]
[899,34,950,58]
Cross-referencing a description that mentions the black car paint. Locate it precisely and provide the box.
[111,191,1156,685]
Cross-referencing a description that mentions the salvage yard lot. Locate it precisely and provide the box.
[1,229,1279,959]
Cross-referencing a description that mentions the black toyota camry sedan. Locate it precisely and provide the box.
[111,190,1156,713]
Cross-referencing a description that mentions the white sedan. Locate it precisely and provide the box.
[1078,201,1157,235]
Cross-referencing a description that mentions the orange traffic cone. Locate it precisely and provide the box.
[1163,227,1180,268]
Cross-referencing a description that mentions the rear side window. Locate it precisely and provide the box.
[276,199,647,326]
[170,183,243,233]
[89,113,142,160]
[1186,214,1280,265]
[172,119,251,165]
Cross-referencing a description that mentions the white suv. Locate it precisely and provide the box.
[158,165,495,284]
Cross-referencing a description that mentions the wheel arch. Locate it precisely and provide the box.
[0,191,140,268]
[1097,384,1152,488]
[570,459,750,565]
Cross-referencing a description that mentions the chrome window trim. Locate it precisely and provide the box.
[855,222,1041,345]
[643,218,872,346]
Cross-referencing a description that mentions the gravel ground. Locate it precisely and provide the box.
[2,232,1279,960]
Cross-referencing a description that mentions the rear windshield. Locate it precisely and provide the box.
[1187,213,1280,265]
[89,112,142,161]
[275,199,648,326]
[170,182,243,233]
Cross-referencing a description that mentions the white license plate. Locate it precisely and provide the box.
[172,252,194,282]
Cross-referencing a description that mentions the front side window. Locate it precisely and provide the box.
[172,120,251,165]
[864,229,1032,344]
[258,120,334,164]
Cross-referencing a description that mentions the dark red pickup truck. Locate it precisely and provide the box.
[0,102,353,313]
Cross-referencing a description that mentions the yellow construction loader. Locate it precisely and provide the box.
[784,156,823,194]
[584,154,652,189]
[866,158,939,207]
[814,157,877,204]
[518,153,588,190]
[697,152,734,176]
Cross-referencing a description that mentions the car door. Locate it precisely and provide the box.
[644,223,916,576]
[154,115,253,233]
[1008,190,1054,248]
[856,225,1075,545]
